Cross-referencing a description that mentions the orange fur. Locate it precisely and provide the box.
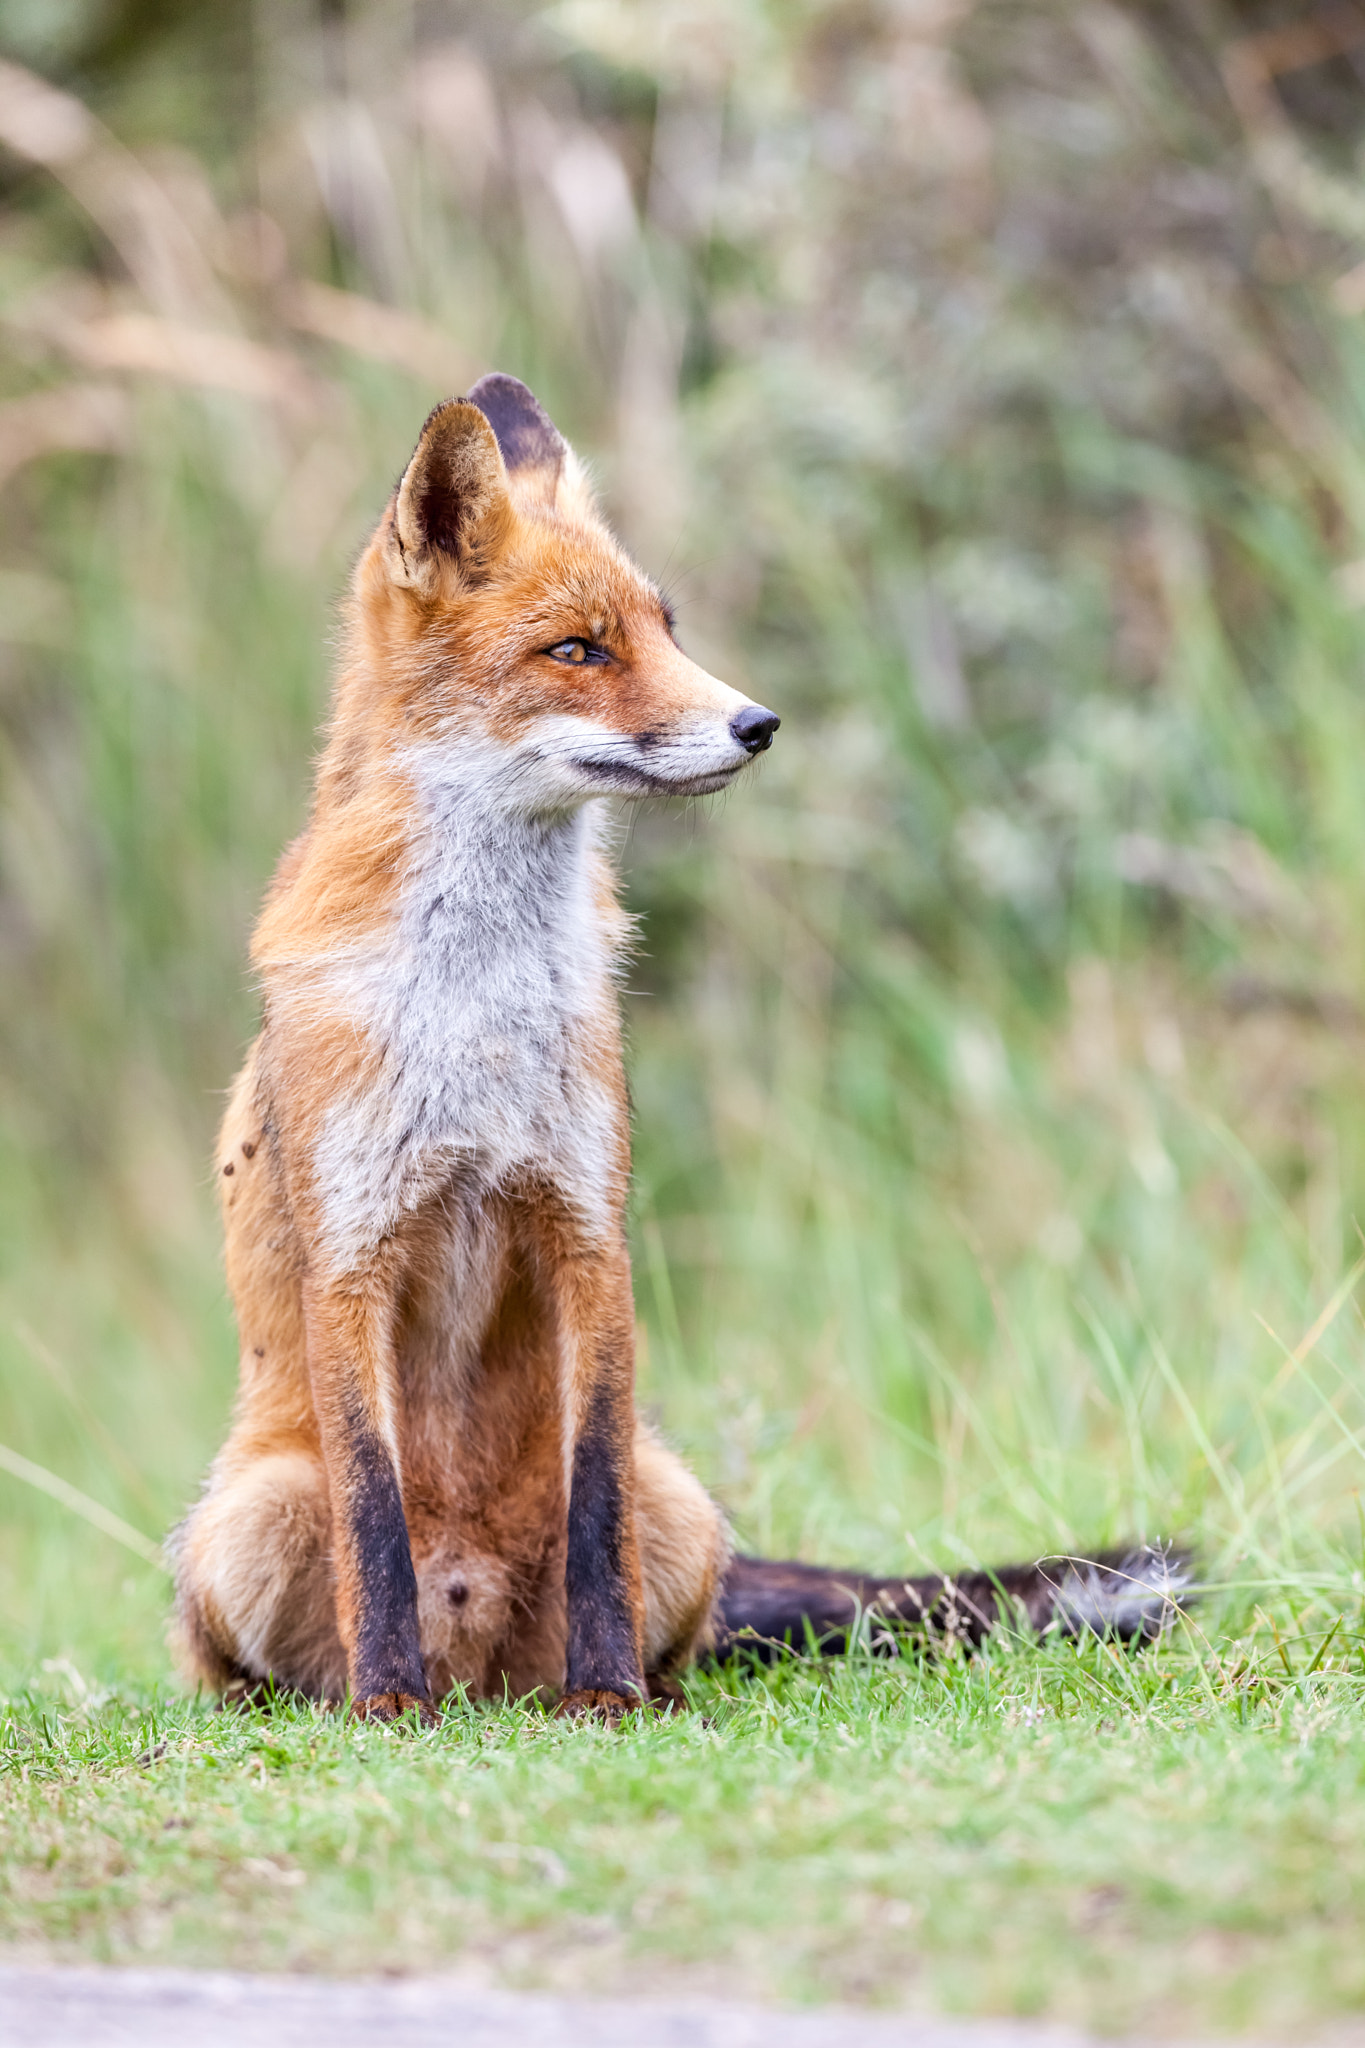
[172,379,771,1719]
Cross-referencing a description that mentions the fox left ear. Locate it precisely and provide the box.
[392,399,512,587]
[467,373,566,500]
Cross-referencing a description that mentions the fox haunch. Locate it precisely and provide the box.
[171,377,1185,1722]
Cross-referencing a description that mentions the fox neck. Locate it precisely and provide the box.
[401,737,606,920]
[394,739,627,1045]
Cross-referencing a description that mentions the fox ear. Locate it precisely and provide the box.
[466,373,566,500]
[392,399,512,585]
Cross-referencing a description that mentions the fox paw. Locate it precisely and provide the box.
[349,1690,440,1728]
[555,1688,643,1726]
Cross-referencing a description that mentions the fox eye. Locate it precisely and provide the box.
[548,634,609,667]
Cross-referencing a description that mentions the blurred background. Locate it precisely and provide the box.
[2,0,1365,1682]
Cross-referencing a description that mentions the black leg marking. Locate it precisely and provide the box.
[346,1421,427,1702]
[565,1380,642,1699]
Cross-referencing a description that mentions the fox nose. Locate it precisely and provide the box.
[730,704,781,755]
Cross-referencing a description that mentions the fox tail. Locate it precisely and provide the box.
[713,1544,1191,1661]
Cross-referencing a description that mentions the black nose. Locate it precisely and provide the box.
[730,704,781,755]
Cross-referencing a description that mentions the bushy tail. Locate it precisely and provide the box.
[713,1545,1191,1661]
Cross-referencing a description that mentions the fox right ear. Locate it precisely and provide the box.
[392,399,512,588]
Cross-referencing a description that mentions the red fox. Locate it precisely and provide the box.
[172,376,1186,1721]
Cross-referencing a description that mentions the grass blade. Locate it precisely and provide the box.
[0,1440,167,1571]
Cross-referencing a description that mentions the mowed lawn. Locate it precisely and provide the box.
[4,1614,1365,2032]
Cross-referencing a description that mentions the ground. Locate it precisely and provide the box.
[3,1622,1365,2035]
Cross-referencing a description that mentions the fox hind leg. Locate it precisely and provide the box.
[634,1423,730,1690]
[171,1448,345,1704]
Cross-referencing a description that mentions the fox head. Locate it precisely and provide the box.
[354,375,778,810]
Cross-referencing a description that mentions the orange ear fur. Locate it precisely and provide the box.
[392,399,514,591]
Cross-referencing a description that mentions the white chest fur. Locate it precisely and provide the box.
[300,751,624,1274]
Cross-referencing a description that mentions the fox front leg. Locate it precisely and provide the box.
[554,1241,647,1722]
[305,1279,436,1726]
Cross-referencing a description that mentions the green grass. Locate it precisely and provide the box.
[5,1628,1365,2030]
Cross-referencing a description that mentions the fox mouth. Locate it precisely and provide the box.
[570,756,746,798]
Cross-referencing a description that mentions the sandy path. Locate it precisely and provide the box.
[0,1965,1147,2048]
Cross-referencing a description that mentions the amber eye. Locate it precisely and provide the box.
[547,638,589,664]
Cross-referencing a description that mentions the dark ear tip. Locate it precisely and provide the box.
[465,371,566,476]
[467,372,536,407]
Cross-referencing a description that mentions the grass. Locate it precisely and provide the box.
[5,1626,1365,2031]
[6,1,1365,2026]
